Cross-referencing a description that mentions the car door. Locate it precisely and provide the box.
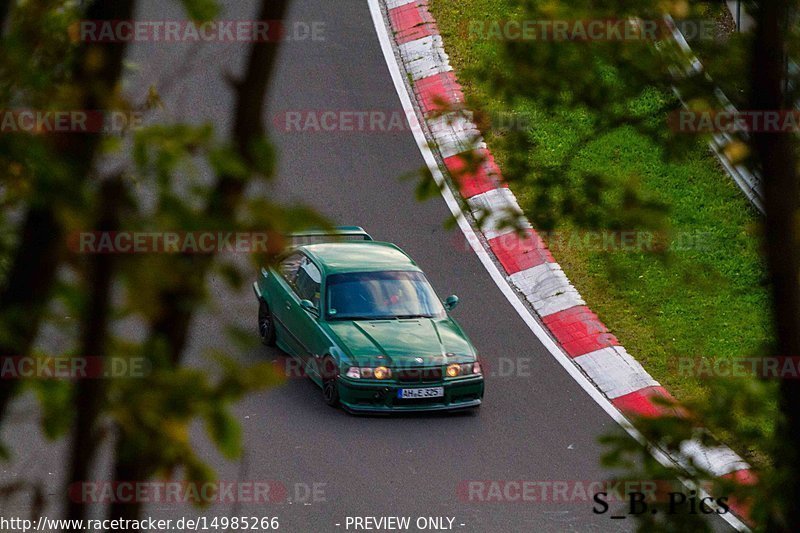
[285,255,329,377]
[268,252,304,355]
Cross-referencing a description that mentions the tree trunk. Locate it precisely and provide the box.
[0,0,135,424]
[108,0,290,527]
[750,1,800,530]
[65,178,126,522]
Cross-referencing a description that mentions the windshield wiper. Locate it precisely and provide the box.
[334,315,394,321]
[333,314,432,321]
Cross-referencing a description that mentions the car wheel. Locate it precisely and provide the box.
[258,299,276,346]
[321,357,340,407]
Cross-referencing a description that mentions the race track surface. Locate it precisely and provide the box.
[0,1,732,531]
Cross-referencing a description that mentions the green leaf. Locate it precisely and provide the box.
[179,0,221,21]
[248,137,277,178]
[204,406,242,459]
[209,145,249,180]
[414,167,441,201]
[31,380,73,439]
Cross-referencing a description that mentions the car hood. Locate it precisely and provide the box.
[325,317,475,367]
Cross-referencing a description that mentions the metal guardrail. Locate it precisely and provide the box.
[662,14,765,214]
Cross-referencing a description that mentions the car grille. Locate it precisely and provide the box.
[395,367,442,383]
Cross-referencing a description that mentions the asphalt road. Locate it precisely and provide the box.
[0,1,732,531]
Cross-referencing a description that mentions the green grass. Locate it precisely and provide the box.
[430,0,773,460]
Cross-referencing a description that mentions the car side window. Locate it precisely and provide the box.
[294,256,322,308]
[279,253,303,285]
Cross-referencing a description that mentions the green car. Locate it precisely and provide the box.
[253,227,484,413]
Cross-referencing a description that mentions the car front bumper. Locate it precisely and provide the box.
[336,375,484,413]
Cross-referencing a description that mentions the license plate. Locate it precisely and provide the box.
[398,387,444,399]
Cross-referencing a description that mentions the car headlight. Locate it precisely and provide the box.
[446,363,461,377]
[446,362,481,377]
[345,366,392,379]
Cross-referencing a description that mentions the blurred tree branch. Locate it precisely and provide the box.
[0,0,135,428]
[146,0,289,368]
[108,0,291,524]
[750,2,800,530]
[0,0,305,526]
[65,176,127,522]
[0,0,10,30]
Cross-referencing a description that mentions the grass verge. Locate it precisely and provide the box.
[429,0,773,463]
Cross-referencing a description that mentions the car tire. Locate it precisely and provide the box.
[321,357,340,407]
[258,299,276,346]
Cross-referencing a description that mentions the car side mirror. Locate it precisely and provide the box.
[300,299,319,315]
[444,295,459,311]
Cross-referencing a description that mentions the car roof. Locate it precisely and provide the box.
[299,241,419,275]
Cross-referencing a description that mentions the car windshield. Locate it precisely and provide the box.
[326,270,445,320]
